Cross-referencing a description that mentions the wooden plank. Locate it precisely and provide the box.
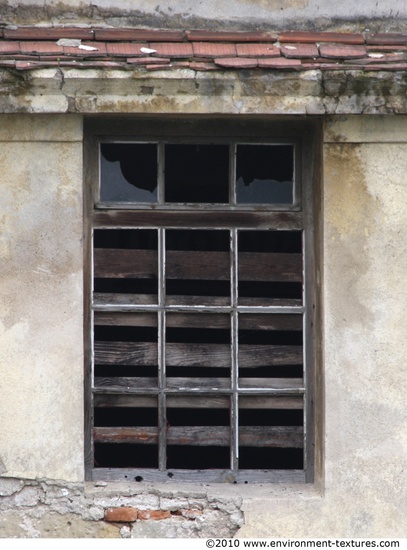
[239,252,302,282]
[93,393,303,410]
[166,250,229,280]
[239,378,303,390]
[166,343,230,367]
[93,426,303,447]
[239,345,303,367]
[94,209,303,230]
[94,248,157,278]
[238,297,302,307]
[94,427,158,444]
[93,293,158,306]
[166,377,230,390]
[94,312,158,327]
[166,295,230,306]
[94,342,158,365]
[94,377,158,389]
[92,467,306,483]
[239,314,303,331]
[166,313,230,329]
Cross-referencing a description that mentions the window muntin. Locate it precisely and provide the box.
[88,123,315,484]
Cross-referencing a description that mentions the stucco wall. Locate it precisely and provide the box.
[1,114,407,537]
[0,114,84,482]
[1,0,407,30]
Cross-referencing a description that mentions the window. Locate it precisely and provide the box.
[85,118,318,483]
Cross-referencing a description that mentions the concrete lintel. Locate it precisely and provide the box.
[1,67,407,115]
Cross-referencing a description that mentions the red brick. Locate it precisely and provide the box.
[146,64,172,70]
[363,63,407,71]
[281,43,319,58]
[105,507,138,523]
[94,29,184,42]
[279,31,365,45]
[4,26,94,40]
[127,57,170,64]
[106,43,148,56]
[193,43,237,58]
[319,44,367,59]
[366,45,407,52]
[149,42,193,57]
[214,57,258,68]
[236,43,280,57]
[186,30,277,42]
[366,33,407,45]
[138,510,171,520]
[0,41,21,54]
[258,57,301,68]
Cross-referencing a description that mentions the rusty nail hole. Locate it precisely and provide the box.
[135,476,143,482]
[167,472,174,478]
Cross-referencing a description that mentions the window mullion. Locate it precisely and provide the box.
[158,227,167,471]
[231,228,239,471]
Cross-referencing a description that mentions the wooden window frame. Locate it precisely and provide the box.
[84,116,321,484]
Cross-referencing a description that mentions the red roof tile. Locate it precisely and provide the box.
[281,43,319,58]
[4,27,94,40]
[94,29,184,42]
[214,57,258,68]
[366,33,407,45]
[279,31,365,44]
[236,43,280,57]
[149,42,193,57]
[187,30,277,42]
[193,42,237,58]
[319,44,367,59]
[1,26,407,74]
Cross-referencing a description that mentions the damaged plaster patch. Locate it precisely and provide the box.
[0,458,6,475]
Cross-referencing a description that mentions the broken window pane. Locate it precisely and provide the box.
[100,143,158,203]
[236,144,294,204]
[165,144,229,203]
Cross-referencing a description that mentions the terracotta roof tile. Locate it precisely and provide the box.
[193,42,237,58]
[0,41,22,54]
[319,44,367,59]
[1,26,407,74]
[366,33,407,45]
[236,43,280,57]
[106,43,148,56]
[4,26,94,40]
[281,43,319,58]
[127,56,171,65]
[149,42,193,57]
[187,30,277,42]
[94,29,184,42]
[20,41,63,55]
[279,31,365,44]
[258,58,301,69]
[214,57,258,68]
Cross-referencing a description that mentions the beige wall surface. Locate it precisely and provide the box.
[0,114,85,482]
[1,114,407,537]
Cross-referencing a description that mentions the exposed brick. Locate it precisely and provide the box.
[189,61,217,71]
[193,42,237,58]
[279,31,365,44]
[4,26,94,40]
[104,507,138,522]
[281,43,319,58]
[319,44,367,59]
[236,43,280,57]
[366,33,407,45]
[149,42,193,58]
[214,57,258,68]
[186,30,277,42]
[366,44,407,52]
[138,510,171,521]
[94,29,184,42]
